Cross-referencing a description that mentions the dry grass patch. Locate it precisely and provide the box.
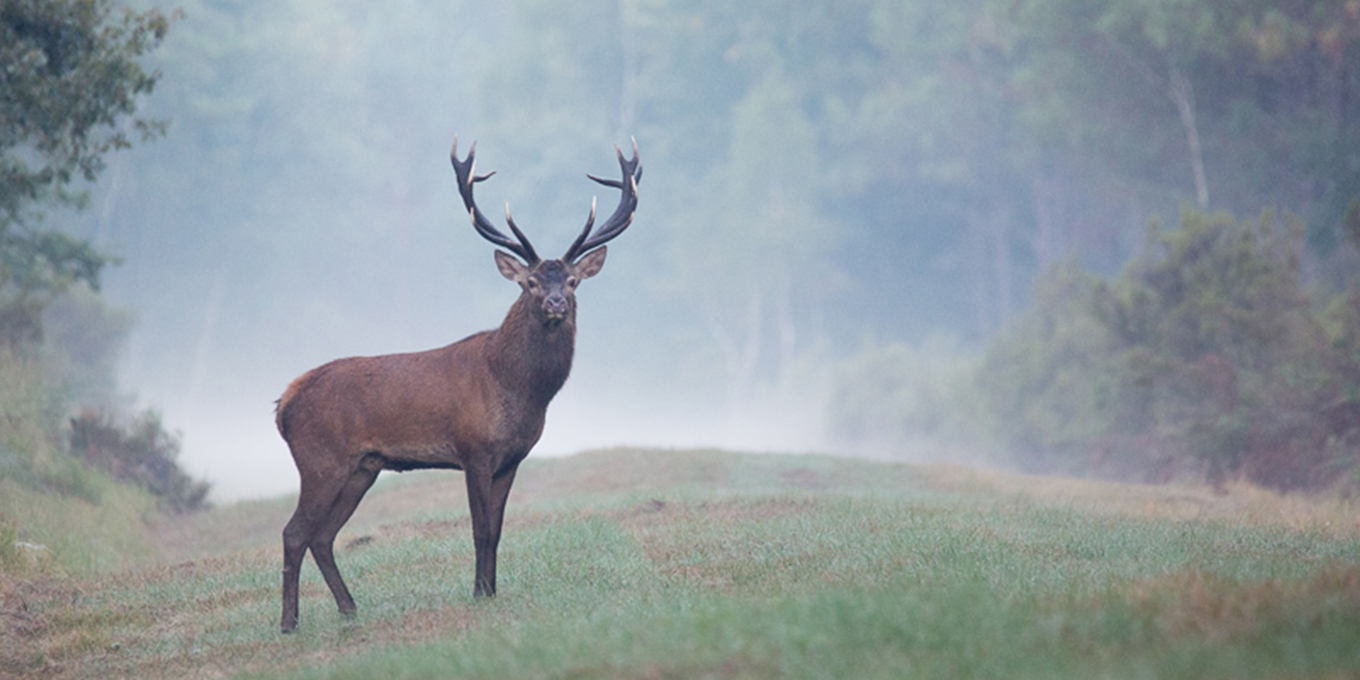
[1121,564,1360,643]
[920,463,1360,536]
[515,448,737,500]
[613,496,872,593]
[7,541,502,680]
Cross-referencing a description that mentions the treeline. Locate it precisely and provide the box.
[834,204,1360,492]
[79,0,1360,431]
[1,0,209,543]
[6,0,1357,496]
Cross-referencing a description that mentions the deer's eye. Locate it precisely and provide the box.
[566,277,578,289]
[527,279,540,290]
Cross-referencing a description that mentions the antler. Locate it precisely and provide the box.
[563,138,642,263]
[450,136,540,265]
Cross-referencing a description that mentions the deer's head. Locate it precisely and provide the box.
[450,138,641,327]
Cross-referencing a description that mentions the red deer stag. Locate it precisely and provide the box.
[274,137,641,633]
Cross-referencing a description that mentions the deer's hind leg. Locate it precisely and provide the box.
[309,456,381,618]
[282,470,347,633]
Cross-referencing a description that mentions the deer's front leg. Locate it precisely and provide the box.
[465,464,497,598]
[465,461,521,598]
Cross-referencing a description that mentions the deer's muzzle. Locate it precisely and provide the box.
[543,293,569,318]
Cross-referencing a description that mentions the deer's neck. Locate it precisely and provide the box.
[486,296,575,405]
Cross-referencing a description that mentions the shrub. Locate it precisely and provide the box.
[983,208,1360,490]
[834,207,1360,492]
[978,260,1129,474]
[68,409,210,514]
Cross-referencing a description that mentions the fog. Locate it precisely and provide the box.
[64,1,1357,499]
[79,1,843,500]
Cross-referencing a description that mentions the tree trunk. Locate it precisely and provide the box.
[1168,66,1210,209]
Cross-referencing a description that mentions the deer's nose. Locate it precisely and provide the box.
[544,293,569,315]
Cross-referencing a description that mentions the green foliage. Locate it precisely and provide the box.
[0,289,202,586]
[979,208,1360,489]
[978,260,1124,469]
[0,335,165,576]
[833,206,1360,490]
[0,344,71,488]
[68,408,210,513]
[839,0,1360,334]
[0,285,133,494]
[1001,0,1360,228]
[0,229,111,347]
[1321,289,1360,400]
[0,0,171,347]
[0,4,190,577]
[0,0,171,220]
[1346,199,1360,254]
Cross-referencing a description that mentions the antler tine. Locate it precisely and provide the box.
[503,201,537,256]
[565,197,598,262]
[564,139,642,263]
[449,136,539,264]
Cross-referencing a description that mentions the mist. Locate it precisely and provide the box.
[78,1,841,500]
[64,0,1360,500]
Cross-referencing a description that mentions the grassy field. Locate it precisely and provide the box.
[3,448,1360,679]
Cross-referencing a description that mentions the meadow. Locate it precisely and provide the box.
[4,448,1359,679]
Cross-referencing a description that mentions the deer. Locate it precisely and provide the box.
[274,137,641,633]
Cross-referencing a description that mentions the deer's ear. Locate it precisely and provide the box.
[495,250,528,282]
[573,246,607,280]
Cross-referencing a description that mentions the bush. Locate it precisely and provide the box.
[0,285,208,579]
[833,207,1360,492]
[977,260,1128,474]
[0,287,148,504]
[982,208,1360,490]
[68,409,210,514]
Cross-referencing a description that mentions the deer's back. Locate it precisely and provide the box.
[276,334,502,472]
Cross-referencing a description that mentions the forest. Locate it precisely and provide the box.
[3,0,1360,504]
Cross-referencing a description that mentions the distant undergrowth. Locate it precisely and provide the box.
[0,287,209,576]
[68,409,210,514]
[832,206,1360,493]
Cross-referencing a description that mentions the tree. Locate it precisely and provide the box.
[979,208,1355,490]
[633,0,862,422]
[1001,0,1360,246]
[0,0,171,348]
